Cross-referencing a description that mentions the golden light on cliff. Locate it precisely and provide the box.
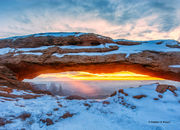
[38,71,164,80]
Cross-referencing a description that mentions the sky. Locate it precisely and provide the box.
[0,0,180,41]
[27,71,164,81]
[24,71,163,95]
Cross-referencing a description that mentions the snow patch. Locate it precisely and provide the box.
[14,52,43,56]
[53,40,180,58]
[34,32,87,37]
[0,86,8,88]
[0,48,15,55]
[10,89,38,95]
[0,34,33,41]
[0,90,8,94]
[59,44,106,49]
[169,65,180,68]
[0,32,88,41]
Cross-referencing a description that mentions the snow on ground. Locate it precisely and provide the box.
[169,65,180,68]
[0,48,15,55]
[0,86,8,88]
[0,90,8,94]
[0,83,180,130]
[14,52,43,56]
[14,43,107,52]
[0,47,47,56]
[113,39,143,42]
[10,89,41,96]
[16,46,55,52]
[0,34,34,41]
[59,44,106,49]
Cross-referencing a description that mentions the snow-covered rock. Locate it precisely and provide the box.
[0,32,180,86]
[0,83,179,130]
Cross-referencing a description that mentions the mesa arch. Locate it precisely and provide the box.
[6,62,180,81]
[0,32,180,91]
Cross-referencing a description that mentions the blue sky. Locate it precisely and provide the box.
[0,0,180,40]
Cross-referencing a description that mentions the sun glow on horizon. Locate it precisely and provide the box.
[38,71,164,81]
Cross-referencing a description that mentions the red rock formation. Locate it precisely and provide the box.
[133,95,147,99]
[0,118,12,126]
[0,32,180,92]
[110,91,117,97]
[153,98,159,100]
[0,33,113,48]
[17,112,31,121]
[118,89,128,96]
[158,95,163,98]
[60,112,74,119]
[102,101,110,104]
[156,84,177,93]
[40,118,54,126]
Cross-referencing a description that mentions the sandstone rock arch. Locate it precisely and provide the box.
[0,32,180,91]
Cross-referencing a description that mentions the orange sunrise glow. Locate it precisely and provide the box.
[38,71,164,81]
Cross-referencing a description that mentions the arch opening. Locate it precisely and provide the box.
[7,62,180,82]
[5,62,180,98]
[20,69,180,99]
[24,70,167,98]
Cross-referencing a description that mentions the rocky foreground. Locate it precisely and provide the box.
[0,83,179,130]
[0,32,180,93]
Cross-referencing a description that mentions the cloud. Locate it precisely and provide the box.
[178,37,180,42]
[0,0,180,41]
